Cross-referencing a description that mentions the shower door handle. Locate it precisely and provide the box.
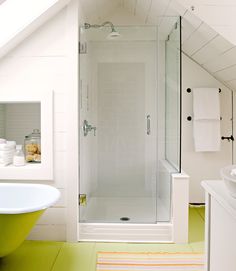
[147,115,151,135]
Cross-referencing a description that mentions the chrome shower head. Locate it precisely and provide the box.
[84,21,121,39]
[106,29,121,39]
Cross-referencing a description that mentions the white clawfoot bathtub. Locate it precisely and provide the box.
[0,183,60,257]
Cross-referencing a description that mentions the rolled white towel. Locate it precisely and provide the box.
[0,149,15,155]
[230,168,236,176]
[0,141,16,150]
[0,138,6,144]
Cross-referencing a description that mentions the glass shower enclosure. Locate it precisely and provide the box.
[78,18,181,233]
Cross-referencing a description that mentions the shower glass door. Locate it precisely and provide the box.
[79,25,158,223]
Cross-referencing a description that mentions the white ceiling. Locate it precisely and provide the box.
[176,0,236,45]
[180,7,236,91]
[79,0,236,91]
[0,0,70,59]
[0,0,235,91]
[79,0,185,26]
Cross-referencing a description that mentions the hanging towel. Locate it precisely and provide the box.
[193,119,221,152]
[192,88,221,152]
[193,88,220,120]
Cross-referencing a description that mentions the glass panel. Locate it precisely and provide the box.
[79,25,158,223]
[157,17,181,222]
[165,19,181,172]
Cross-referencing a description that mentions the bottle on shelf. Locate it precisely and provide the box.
[13,145,25,166]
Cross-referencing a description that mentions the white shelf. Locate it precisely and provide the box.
[0,163,53,181]
[0,89,54,181]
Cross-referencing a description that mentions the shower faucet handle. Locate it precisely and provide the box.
[83,120,97,136]
[92,126,96,136]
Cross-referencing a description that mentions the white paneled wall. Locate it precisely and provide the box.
[182,54,232,202]
[4,103,40,145]
[97,63,145,196]
[87,39,157,198]
[0,104,5,138]
[1,0,236,239]
[79,30,98,221]
[0,2,79,241]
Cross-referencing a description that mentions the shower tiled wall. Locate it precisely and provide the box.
[88,40,157,198]
[97,62,145,196]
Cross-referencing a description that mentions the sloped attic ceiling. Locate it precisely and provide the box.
[0,0,70,58]
[0,0,235,91]
[79,0,236,92]
[176,0,236,45]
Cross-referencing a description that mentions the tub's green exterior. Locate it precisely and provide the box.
[0,210,44,257]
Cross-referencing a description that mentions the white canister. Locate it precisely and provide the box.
[13,145,25,166]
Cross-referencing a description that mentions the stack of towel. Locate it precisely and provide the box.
[0,139,16,166]
[193,88,221,152]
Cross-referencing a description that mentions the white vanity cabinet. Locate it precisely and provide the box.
[202,180,236,271]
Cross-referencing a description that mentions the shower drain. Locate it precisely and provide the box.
[120,217,130,221]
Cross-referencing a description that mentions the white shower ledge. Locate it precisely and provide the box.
[0,163,53,181]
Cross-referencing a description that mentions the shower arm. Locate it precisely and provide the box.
[100,21,116,32]
[84,22,116,32]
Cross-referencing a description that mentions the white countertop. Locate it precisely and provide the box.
[202,180,236,220]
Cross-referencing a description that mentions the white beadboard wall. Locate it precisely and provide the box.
[88,40,157,198]
[0,1,79,241]
[182,54,232,203]
[0,104,5,138]
[4,103,40,145]
[79,30,98,221]
[97,62,146,196]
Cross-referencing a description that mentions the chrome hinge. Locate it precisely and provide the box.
[79,42,87,54]
[79,194,87,206]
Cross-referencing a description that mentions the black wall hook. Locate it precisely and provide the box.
[221,135,234,141]
[186,88,221,93]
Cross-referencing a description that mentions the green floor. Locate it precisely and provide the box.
[0,207,205,271]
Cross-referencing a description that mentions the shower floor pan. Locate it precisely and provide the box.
[78,197,172,242]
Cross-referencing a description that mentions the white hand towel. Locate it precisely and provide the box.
[193,119,221,152]
[193,88,220,120]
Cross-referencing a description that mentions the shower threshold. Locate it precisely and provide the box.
[78,222,173,242]
[78,196,172,242]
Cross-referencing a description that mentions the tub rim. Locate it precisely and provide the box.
[0,183,60,214]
